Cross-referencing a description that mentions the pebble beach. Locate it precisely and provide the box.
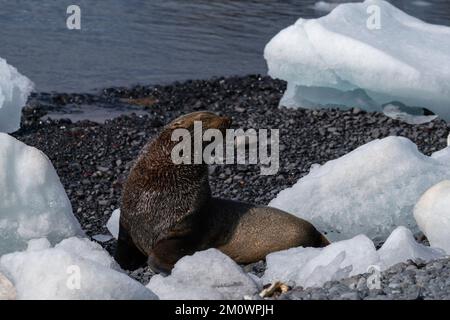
[12,75,450,300]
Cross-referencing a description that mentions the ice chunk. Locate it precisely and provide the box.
[382,104,437,125]
[147,249,258,300]
[0,271,16,300]
[262,227,443,289]
[0,134,83,255]
[92,234,113,243]
[378,226,445,269]
[431,134,450,165]
[0,58,34,133]
[26,238,51,251]
[431,147,450,165]
[106,209,120,239]
[0,237,157,300]
[269,136,450,243]
[313,1,340,12]
[412,1,431,7]
[414,180,450,254]
[262,235,378,288]
[264,0,450,120]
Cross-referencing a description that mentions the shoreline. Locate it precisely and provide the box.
[13,74,450,299]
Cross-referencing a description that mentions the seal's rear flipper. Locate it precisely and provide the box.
[114,223,147,271]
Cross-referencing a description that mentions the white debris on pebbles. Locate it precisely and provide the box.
[0,133,84,256]
[264,0,450,120]
[414,180,450,254]
[269,136,450,243]
[0,58,34,133]
[0,237,157,300]
[147,249,259,300]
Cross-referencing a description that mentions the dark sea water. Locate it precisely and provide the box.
[0,0,449,93]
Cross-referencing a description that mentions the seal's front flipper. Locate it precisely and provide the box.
[147,254,171,276]
[114,223,147,271]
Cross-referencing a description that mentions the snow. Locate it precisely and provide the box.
[269,136,450,243]
[264,0,450,120]
[0,58,34,133]
[0,271,16,300]
[147,249,258,300]
[106,209,120,239]
[0,237,157,300]
[414,180,450,254]
[262,234,379,288]
[378,226,444,269]
[262,227,444,289]
[0,133,83,255]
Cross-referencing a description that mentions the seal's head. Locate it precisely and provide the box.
[167,111,232,133]
[120,112,228,258]
[154,111,232,164]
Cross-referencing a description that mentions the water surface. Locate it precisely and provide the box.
[0,0,448,92]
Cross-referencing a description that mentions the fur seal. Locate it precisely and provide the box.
[115,111,329,273]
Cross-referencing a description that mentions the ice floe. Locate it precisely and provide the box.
[378,226,445,268]
[147,249,258,300]
[262,234,378,288]
[264,0,450,120]
[0,58,33,133]
[0,133,83,255]
[262,227,445,289]
[0,237,157,300]
[269,136,450,243]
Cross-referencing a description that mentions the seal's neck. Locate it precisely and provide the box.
[139,130,209,189]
